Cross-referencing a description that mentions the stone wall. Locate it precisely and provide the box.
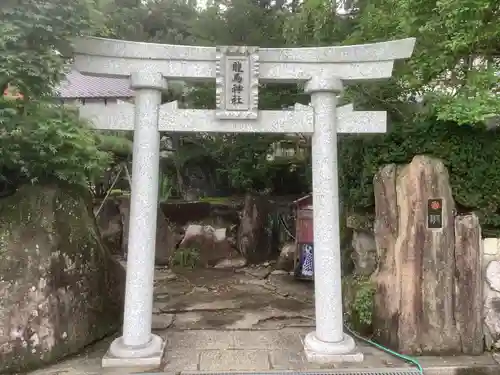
[96,194,294,268]
[483,238,500,349]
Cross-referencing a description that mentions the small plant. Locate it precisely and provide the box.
[109,189,126,196]
[353,278,376,327]
[170,248,200,268]
[342,275,376,334]
[159,174,172,202]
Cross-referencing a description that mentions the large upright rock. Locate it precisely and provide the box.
[372,156,483,355]
[454,214,483,354]
[237,195,274,264]
[0,185,125,373]
[372,164,400,349]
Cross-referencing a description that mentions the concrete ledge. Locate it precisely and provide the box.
[304,350,364,364]
[102,352,163,368]
[176,366,500,375]
[421,365,500,375]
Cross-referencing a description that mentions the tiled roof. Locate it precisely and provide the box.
[56,70,134,99]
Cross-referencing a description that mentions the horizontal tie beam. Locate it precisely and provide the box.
[78,101,386,134]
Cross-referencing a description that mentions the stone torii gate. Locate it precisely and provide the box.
[73,36,415,367]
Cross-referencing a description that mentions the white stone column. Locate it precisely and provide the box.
[104,72,166,367]
[303,76,360,363]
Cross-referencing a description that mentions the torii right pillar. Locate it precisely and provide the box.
[304,75,360,362]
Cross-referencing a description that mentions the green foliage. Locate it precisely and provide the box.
[159,174,172,202]
[0,0,113,190]
[342,275,375,332]
[214,134,281,191]
[109,189,127,197]
[0,98,110,186]
[338,119,500,235]
[171,248,200,269]
[284,0,500,125]
[191,0,288,47]
[0,0,100,98]
[159,131,310,195]
[96,132,133,159]
[353,280,376,327]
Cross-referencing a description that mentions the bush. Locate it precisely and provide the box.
[0,98,111,188]
[342,275,375,334]
[171,248,200,268]
[338,119,500,235]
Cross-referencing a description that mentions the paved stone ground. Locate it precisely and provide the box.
[26,265,500,375]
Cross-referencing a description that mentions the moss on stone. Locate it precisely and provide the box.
[346,212,375,232]
[0,184,124,374]
[199,196,231,204]
[0,185,104,274]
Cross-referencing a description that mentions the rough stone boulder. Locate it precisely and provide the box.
[119,198,182,265]
[372,156,483,355]
[346,213,376,276]
[351,231,377,277]
[485,260,500,348]
[178,224,237,267]
[0,185,125,373]
[484,238,500,273]
[237,194,274,264]
[346,213,374,233]
[481,236,500,348]
[94,199,122,255]
[276,242,296,272]
[454,214,483,354]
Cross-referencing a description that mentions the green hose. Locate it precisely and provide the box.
[343,324,424,374]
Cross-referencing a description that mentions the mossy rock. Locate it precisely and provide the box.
[0,184,125,373]
[346,212,374,232]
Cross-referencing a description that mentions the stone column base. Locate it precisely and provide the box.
[304,331,364,364]
[102,334,165,368]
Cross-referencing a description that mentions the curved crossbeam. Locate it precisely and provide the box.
[72,37,416,82]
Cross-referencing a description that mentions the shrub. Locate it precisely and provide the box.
[171,248,200,268]
[342,275,375,334]
[0,98,111,188]
[338,119,500,235]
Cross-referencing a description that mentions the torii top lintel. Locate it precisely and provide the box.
[72,37,416,83]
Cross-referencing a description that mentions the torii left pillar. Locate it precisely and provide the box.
[104,72,166,367]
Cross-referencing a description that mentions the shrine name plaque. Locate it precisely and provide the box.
[215,46,259,120]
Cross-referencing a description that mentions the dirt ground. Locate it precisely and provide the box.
[151,265,315,331]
